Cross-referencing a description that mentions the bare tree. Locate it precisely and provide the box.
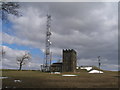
[1,2,20,20]
[17,52,31,71]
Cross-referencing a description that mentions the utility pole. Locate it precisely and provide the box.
[50,52,52,72]
[98,56,101,73]
[50,52,52,66]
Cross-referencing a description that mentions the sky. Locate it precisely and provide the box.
[1,2,118,71]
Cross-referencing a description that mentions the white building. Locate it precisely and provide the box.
[80,66,93,71]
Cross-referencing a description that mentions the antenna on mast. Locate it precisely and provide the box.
[98,56,101,73]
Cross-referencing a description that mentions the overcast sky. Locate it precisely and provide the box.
[1,2,118,71]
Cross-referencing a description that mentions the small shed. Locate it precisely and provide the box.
[50,62,63,72]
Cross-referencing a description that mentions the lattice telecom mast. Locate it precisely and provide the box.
[45,14,52,71]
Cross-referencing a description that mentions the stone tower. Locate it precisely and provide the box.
[62,49,77,72]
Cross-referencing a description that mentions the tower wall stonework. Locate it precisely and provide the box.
[62,49,77,72]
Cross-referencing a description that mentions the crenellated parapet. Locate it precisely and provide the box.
[63,49,76,54]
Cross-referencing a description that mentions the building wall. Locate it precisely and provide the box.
[50,66,62,72]
[62,49,77,72]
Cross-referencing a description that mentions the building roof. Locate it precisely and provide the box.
[51,62,63,67]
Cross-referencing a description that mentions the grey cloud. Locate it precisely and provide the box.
[3,2,118,71]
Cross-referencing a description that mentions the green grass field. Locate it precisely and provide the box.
[2,70,119,88]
